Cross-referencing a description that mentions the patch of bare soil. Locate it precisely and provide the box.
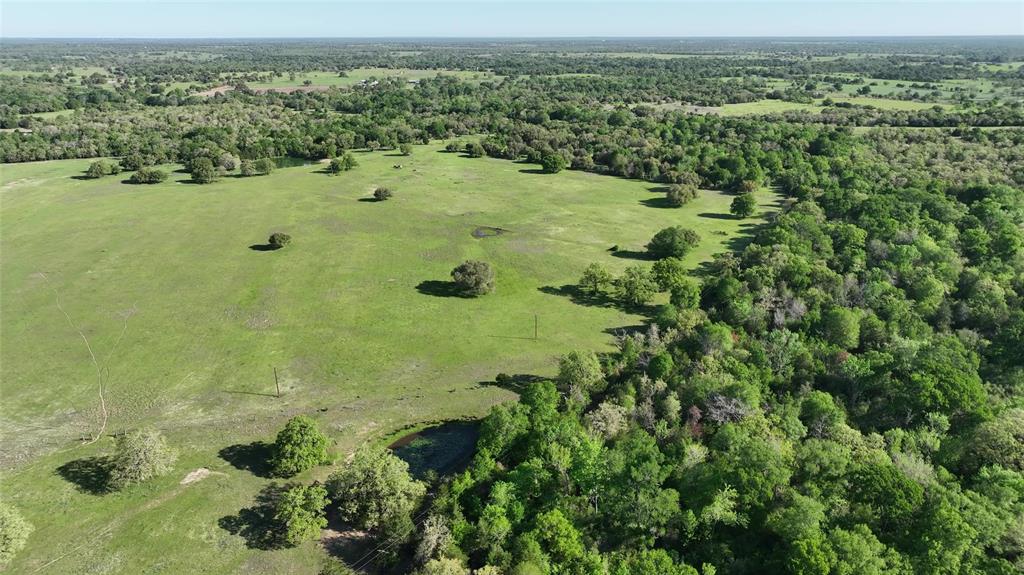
[180,467,226,485]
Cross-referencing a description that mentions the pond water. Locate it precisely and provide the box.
[389,421,480,480]
[272,156,318,168]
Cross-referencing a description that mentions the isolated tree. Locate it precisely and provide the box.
[328,153,358,174]
[107,429,178,489]
[327,445,426,533]
[272,415,331,477]
[616,265,658,306]
[84,160,114,179]
[647,226,701,259]
[254,158,276,175]
[731,193,757,218]
[128,167,167,184]
[666,183,698,207]
[273,482,329,547]
[578,262,613,295]
[373,186,393,201]
[0,503,32,568]
[540,152,567,174]
[465,142,485,158]
[451,260,495,296]
[190,157,218,184]
[268,232,292,249]
[399,143,413,156]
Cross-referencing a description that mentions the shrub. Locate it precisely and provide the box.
[666,183,698,207]
[268,232,292,249]
[84,160,118,179]
[399,143,413,156]
[445,141,462,153]
[540,152,567,174]
[190,157,218,184]
[271,415,331,477]
[328,152,358,174]
[128,167,167,184]
[373,186,393,201]
[0,503,32,567]
[451,260,495,296]
[273,483,329,546]
[646,226,701,259]
[465,142,485,158]
[730,193,757,218]
[107,429,178,489]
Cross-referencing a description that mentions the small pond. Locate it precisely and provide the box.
[389,421,480,480]
[272,156,319,168]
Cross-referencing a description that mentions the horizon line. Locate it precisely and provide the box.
[5,34,1024,40]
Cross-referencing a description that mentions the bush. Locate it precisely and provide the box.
[84,160,118,179]
[128,167,167,184]
[399,143,413,156]
[0,503,32,567]
[328,153,358,174]
[646,226,701,259]
[272,415,331,477]
[445,141,462,153]
[273,483,329,547]
[373,186,393,201]
[540,152,567,173]
[451,260,495,296]
[190,157,218,184]
[730,193,757,218]
[268,232,292,249]
[666,183,698,207]
[107,429,177,490]
[465,142,485,158]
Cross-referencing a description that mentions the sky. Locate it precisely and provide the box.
[2,1,1022,39]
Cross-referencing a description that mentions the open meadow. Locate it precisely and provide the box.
[0,142,777,574]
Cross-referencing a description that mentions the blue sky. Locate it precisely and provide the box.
[2,1,1022,38]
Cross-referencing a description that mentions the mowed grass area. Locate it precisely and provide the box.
[0,142,777,574]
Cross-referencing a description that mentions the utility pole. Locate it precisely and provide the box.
[274,367,281,397]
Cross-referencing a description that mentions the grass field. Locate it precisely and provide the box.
[717,96,947,115]
[0,142,778,574]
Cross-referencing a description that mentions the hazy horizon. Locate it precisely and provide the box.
[3,1,1022,39]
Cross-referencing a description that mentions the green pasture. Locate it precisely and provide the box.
[0,142,777,574]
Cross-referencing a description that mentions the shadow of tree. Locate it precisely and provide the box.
[697,212,738,220]
[640,196,676,209]
[248,244,282,252]
[538,284,654,315]
[610,249,653,261]
[415,280,471,298]
[219,441,275,478]
[480,373,548,395]
[517,168,547,175]
[218,482,292,550]
[56,456,113,495]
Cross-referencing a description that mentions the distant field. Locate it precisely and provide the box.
[220,68,501,91]
[716,96,947,115]
[0,142,778,574]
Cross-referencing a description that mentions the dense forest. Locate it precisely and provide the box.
[1,38,1022,575]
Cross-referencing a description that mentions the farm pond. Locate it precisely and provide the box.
[388,421,480,480]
